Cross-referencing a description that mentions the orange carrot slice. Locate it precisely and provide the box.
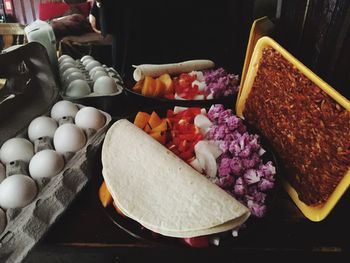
[141,76,156,97]
[148,111,162,128]
[134,111,151,129]
[99,181,113,208]
[149,131,166,144]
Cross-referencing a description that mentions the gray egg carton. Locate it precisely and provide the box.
[0,107,111,263]
[60,58,124,99]
[0,43,112,263]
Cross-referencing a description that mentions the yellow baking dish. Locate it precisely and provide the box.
[236,36,350,222]
[239,16,274,100]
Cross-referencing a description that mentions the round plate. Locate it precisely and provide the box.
[95,108,280,247]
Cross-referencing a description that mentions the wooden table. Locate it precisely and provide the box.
[23,94,350,263]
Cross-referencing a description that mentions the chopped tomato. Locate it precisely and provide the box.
[165,107,206,162]
[179,148,195,161]
[182,236,209,248]
[164,93,175,100]
[174,73,200,100]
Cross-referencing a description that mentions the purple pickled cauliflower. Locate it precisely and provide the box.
[203,68,240,98]
[206,104,276,218]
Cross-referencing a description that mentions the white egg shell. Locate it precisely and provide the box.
[29,150,64,179]
[80,55,93,62]
[93,76,118,94]
[85,60,101,72]
[82,58,94,67]
[89,66,105,77]
[62,67,81,80]
[58,58,75,66]
[0,163,5,183]
[59,62,75,74]
[65,71,85,86]
[58,55,74,64]
[0,208,6,234]
[0,138,34,164]
[53,124,86,154]
[75,107,105,130]
[0,174,37,209]
[92,70,108,82]
[28,116,58,142]
[51,100,79,121]
[66,79,91,97]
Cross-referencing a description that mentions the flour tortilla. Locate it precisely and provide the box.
[102,119,250,238]
[132,60,215,81]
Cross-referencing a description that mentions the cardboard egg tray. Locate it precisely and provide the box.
[0,104,111,263]
[0,42,113,263]
[59,58,124,100]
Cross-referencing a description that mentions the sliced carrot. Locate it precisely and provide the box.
[132,80,143,93]
[134,111,151,129]
[149,131,166,144]
[151,119,168,132]
[99,181,113,208]
[144,123,152,133]
[158,73,174,95]
[153,78,166,97]
[141,76,156,97]
[148,111,162,128]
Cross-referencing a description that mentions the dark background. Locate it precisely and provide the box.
[122,0,350,99]
[1,0,349,98]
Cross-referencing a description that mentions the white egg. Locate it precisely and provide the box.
[0,174,37,209]
[59,62,75,74]
[92,70,108,82]
[28,116,58,142]
[85,60,101,72]
[93,76,118,94]
[62,67,81,80]
[51,100,79,121]
[53,123,86,154]
[65,71,85,86]
[29,150,64,179]
[0,208,6,234]
[59,58,75,66]
[75,107,105,130]
[66,79,91,97]
[89,66,105,77]
[82,58,94,67]
[0,138,34,164]
[58,55,74,64]
[80,55,93,62]
[0,163,5,183]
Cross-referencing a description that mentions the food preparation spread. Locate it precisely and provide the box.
[100,104,277,246]
[131,60,240,100]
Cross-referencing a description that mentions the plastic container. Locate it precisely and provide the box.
[236,36,350,221]
[24,20,58,70]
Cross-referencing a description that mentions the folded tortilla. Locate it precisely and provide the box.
[102,119,250,238]
[132,60,215,82]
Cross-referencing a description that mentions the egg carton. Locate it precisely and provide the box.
[59,55,124,99]
[0,103,112,263]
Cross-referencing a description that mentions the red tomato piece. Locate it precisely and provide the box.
[182,236,209,248]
